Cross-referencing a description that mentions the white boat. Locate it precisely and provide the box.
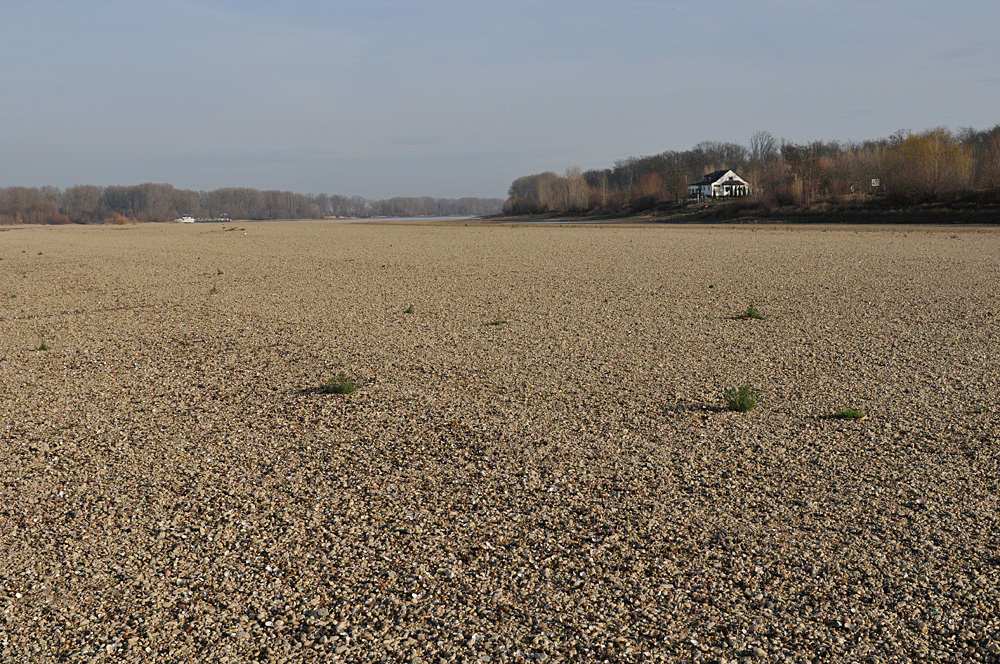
[175,215,196,223]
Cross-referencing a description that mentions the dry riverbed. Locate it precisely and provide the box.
[1,221,999,663]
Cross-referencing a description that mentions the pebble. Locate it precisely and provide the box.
[2,223,998,663]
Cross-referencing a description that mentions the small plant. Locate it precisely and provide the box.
[972,405,987,415]
[38,251,43,255]
[217,269,224,276]
[724,383,758,412]
[486,318,508,326]
[36,340,49,351]
[834,407,866,420]
[210,284,218,294]
[403,304,414,314]
[320,372,357,395]
[741,301,765,320]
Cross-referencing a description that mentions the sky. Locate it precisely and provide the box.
[2,0,998,199]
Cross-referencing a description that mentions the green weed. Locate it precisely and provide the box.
[834,407,866,420]
[320,372,358,395]
[724,383,758,412]
[741,301,765,320]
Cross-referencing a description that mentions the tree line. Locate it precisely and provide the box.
[503,126,1000,215]
[0,184,503,225]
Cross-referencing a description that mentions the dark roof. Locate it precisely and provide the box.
[689,170,729,186]
[689,170,748,187]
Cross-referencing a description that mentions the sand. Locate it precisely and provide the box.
[1,220,999,662]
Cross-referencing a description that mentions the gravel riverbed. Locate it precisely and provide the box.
[1,221,999,663]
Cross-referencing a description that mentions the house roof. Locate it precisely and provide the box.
[689,170,732,186]
[688,170,750,187]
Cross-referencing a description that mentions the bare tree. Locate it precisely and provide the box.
[749,131,779,163]
[564,167,588,211]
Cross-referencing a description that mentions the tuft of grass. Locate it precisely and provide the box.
[741,301,765,320]
[972,405,986,415]
[834,407,866,420]
[724,383,758,413]
[217,269,224,275]
[486,318,508,326]
[36,340,49,351]
[210,284,218,294]
[320,372,358,395]
[403,304,414,314]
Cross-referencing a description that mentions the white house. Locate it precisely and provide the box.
[688,170,752,200]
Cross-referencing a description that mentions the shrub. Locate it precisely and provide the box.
[724,383,758,412]
[834,407,866,419]
[320,372,357,395]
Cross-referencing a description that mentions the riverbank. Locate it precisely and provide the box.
[496,201,1000,226]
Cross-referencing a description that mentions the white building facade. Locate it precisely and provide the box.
[688,170,752,200]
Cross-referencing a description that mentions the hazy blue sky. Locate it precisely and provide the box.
[2,1,998,198]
